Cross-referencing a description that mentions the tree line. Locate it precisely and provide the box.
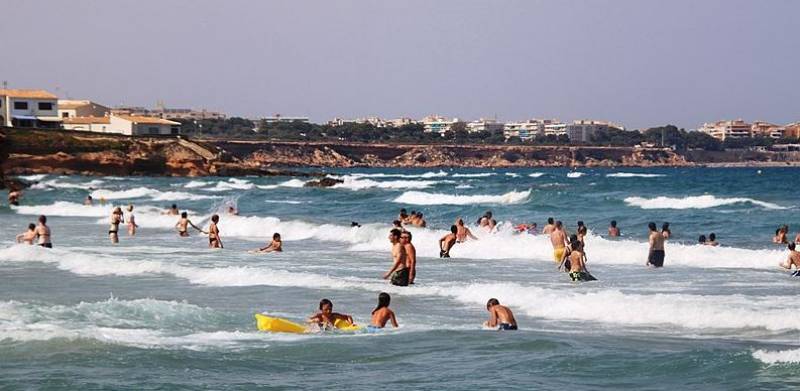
[176,119,799,151]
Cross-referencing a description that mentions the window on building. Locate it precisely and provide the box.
[62,112,70,118]
[148,127,159,135]
[170,126,179,135]
[14,101,28,110]
[38,102,53,110]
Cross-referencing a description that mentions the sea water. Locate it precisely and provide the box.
[1,167,798,390]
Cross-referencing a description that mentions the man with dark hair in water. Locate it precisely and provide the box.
[163,204,179,216]
[647,222,666,267]
[439,225,458,258]
[608,220,620,237]
[383,229,409,286]
[8,189,21,206]
[779,242,800,276]
[401,231,417,284]
[542,217,555,235]
[484,298,517,330]
[550,221,568,263]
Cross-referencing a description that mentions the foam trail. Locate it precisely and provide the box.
[607,173,665,178]
[204,179,255,192]
[16,174,47,181]
[452,173,496,178]
[348,171,448,179]
[625,195,786,210]
[332,176,437,190]
[257,179,307,190]
[184,180,210,188]
[31,179,105,190]
[752,348,800,364]
[505,173,520,178]
[393,190,531,205]
[529,173,545,178]
[91,187,218,201]
[567,172,584,178]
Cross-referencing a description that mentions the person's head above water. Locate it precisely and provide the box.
[555,220,563,229]
[393,220,402,227]
[709,233,716,241]
[789,242,796,251]
[569,234,579,244]
[319,298,332,313]
[571,240,581,251]
[400,208,407,215]
[87,195,93,200]
[457,218,464,225]
[662,222,670,231]
[127,204,134,212]
[450,225,458,234]
[648,222,657,231]
[577,220,584,227]
[547,217,554,225]
[610,220,617,228]
[211,214,219,223]
[27,223,35,230]
[485,211,493,218]
[38,215,46,224]
[181,212,188,218]
[171,204,177,209]
[273,232,281,240]
[486,298,500,310]
[372,292,391,314]
[389,229,402,242]
[698,235,706,243]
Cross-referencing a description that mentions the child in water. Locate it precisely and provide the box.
[308,299,353,330]
[484,298,517,330]
[254,233,282,253]
[370,292,399,329]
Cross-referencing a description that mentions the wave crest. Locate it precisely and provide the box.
[392,190,531,205]
[624,195,786,210]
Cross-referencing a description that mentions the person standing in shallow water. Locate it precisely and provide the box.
[779,242,800,276]
[647,222,666,267]
[383,229,409,286]
[439,225,458,258]
[109,207,123,244]
[175,212,203,237]
[207,214,222,249]
[550,221,568,263]
[126,204,138,236]
[608,220,620,237]
[401,231,417,284]
[36,215,52,248]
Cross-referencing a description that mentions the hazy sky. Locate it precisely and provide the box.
[1,0,798,129]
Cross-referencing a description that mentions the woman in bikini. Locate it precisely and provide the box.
[109,207,124,244]
[207,214,222,249]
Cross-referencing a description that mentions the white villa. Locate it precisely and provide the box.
[0,89,61,128]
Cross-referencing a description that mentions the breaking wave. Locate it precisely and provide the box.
[607,173,665,178]
[567,172,584,178]
[624,195,786,210]
[257,179,307,190]
[332,176,437,190]
[752,348,800,365]
[392,190,531,205]
[90,187,219,201]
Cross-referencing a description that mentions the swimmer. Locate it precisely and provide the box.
[109,207,123,244]
[416,212,427,228]
[227,206,238,216]
[486,219,497,233]
[351,221,361,228]
[698,234,707,245]
[478,211,493,227]
[773,225,788,244]
[455,218,478,242]
[398,208,409,223]
[392,220,405,232]
[661,222,671,240]
[383,229,409,286]
[36,215,52,248]
[550,221,568,263]
[705,233,719,246]
[647,222,666,267]
[779,242,800,276]
[8,189,21,206]
[16,223,36,244]
[307,299,354,330]
[207,214,223,249]
[608,220,620,237]
[439,225,458,258]
[401,231,417,284]
[126,204,138,236]
[565,239,594,282]
[175,212,204,237]
[84,195,94,206]
[542,217,555,235]
[163,204,180,216]
[576,221,588,246]
[370,292,399,329]
[484,298,517,331]
[254,233,283,253]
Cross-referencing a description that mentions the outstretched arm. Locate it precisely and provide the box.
[390,312,399,328]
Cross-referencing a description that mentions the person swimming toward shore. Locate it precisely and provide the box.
[550,221,568,263]
[126,204,138,236]
[253,233,283,253]
[779,242,800,276]
[207,214,222,249]
[84,195,93,206]
[109,207,123,244]
[439,225,458,258]
[484,298,517,331]
[36,215,52,248]
[163,204,179,216]
[16,223,36,245]
[370,292,399,329]
[648,222,666,267]
[307,299,354,330]
[698,234,707,245]
[705,233,719,246]
[542,217,555,235]
[608,220,620,237]
[8,189,21,206]
[175,212,204,237]
[383,229,409,286]
[455,218,478,242]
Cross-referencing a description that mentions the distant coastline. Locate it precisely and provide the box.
[2,128,799,184]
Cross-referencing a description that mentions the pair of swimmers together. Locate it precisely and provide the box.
[15,215,52,248]
[307,295,518,331]
[175,212,223,248]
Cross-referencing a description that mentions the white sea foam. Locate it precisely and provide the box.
[348,171,448,179]
[264,199,306,204]
[451,173,496,178]
[12,201,113,217]
[529,172,545,178]
[257,179,307,190]
[184,180,210,188]
[204,179,255,192]
[505,173,519,178]
[332,176,437,190]
[90,187,218,201]
[455,184,473,189]
[752,348,800,364]
[30,179,105,190]
[392,190,531,205]
[607,173,665,178]
[624,195,786,210]
[567,172,584,178]
[16,174,47,181]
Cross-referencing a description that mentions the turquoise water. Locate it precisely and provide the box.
[1,168,799,390]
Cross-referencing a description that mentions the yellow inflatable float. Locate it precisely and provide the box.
[255,314,363,333]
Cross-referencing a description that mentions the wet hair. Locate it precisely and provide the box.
[87,195,93,200]
[319,298,332,310]
[211,214,219,223]
[127,204,134,212]
[273,232,281,240]
[181,212,188,218]
[171,204,177,209]
[38,215,46,224]
[486,298,500,309]
[547,217,554,224]
[571,240,581,251]
[451,225,458,233]
[490,219,497,225]
[410,210,416,215]
[569,234,579,245]
[577,221,584,227]
[372,292,391,314]
[708,233,716,241]
[578,226,587,235]
[789,242,796,251]
[698,235,706,243]
[401,231,412,241]
[555,220,563,228]
[610,220,617,227]
[390,229,402,239]
[648,222,657,231]
[393,220,402,227]
[662,222,670,231]
[418,213,423,218]
[485,211,493,218]
[400,208,407,214]
[28,223,35,230]
[456,218,464,225]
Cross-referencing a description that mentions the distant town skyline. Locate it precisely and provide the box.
[1,0,798,130]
